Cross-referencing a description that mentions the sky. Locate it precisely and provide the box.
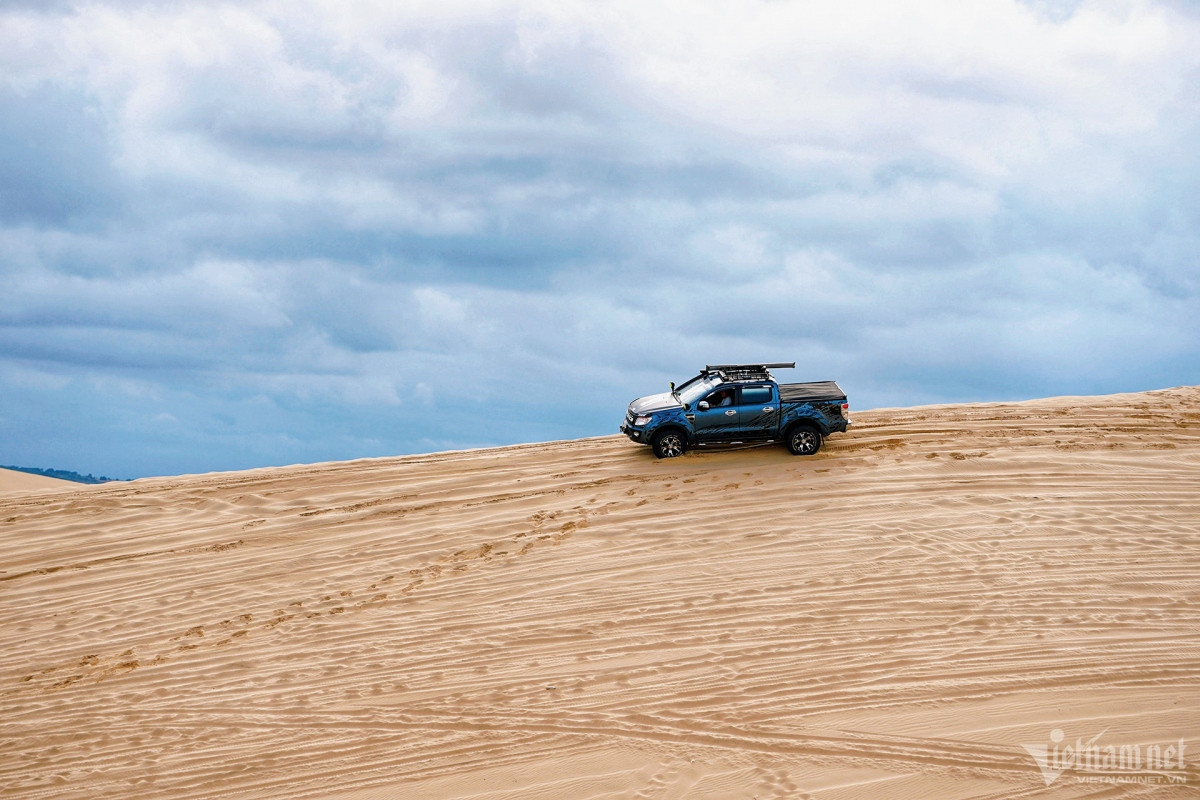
[2,0,1198,478]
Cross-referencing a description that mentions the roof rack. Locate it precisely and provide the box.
[702,362,795,382]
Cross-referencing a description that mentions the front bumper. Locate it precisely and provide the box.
[619,422,648,443]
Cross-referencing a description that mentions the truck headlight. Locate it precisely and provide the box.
[634,415,653,426]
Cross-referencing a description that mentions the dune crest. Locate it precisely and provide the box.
[0,467,76,495]
[3,387,1198,798]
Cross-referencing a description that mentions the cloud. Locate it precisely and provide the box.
[0,84,123,225]
[0,0,1197,476]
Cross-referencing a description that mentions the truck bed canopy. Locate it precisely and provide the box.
[779,381,847,403]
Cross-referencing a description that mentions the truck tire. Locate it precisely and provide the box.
[652,429,687,459]
[786,424,822,456]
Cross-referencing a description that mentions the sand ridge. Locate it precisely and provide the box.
[0,468,76,496]
[2,387,1198,798]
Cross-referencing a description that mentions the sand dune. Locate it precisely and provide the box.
[3,387,1198,799]
[0,468,75,495]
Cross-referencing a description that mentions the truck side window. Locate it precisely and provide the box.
[708,389,735,407]
[740,386,772,405]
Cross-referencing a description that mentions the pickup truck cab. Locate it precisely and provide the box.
[620,363,850,459]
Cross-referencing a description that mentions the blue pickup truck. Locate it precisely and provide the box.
[620,363,849,458]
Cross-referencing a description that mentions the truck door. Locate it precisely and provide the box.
[692,386,739,441]
[735,385,776,439]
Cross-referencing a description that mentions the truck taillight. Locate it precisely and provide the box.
[841,403,849,415]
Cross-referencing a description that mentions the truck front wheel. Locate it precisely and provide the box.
[652,429,687,459]
[786,425,822,456]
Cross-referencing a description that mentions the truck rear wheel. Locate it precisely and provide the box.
[652,429,687,459]
[786,425,822,456]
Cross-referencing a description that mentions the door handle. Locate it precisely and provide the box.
[724,409,736,416]
[763,406,774,412]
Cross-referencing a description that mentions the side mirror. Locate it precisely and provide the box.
[698,401,710,411]
[669,381,675,391]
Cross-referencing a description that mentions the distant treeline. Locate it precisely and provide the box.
[2,465,123,484]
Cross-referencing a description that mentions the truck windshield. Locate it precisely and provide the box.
[677,376,721,407]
